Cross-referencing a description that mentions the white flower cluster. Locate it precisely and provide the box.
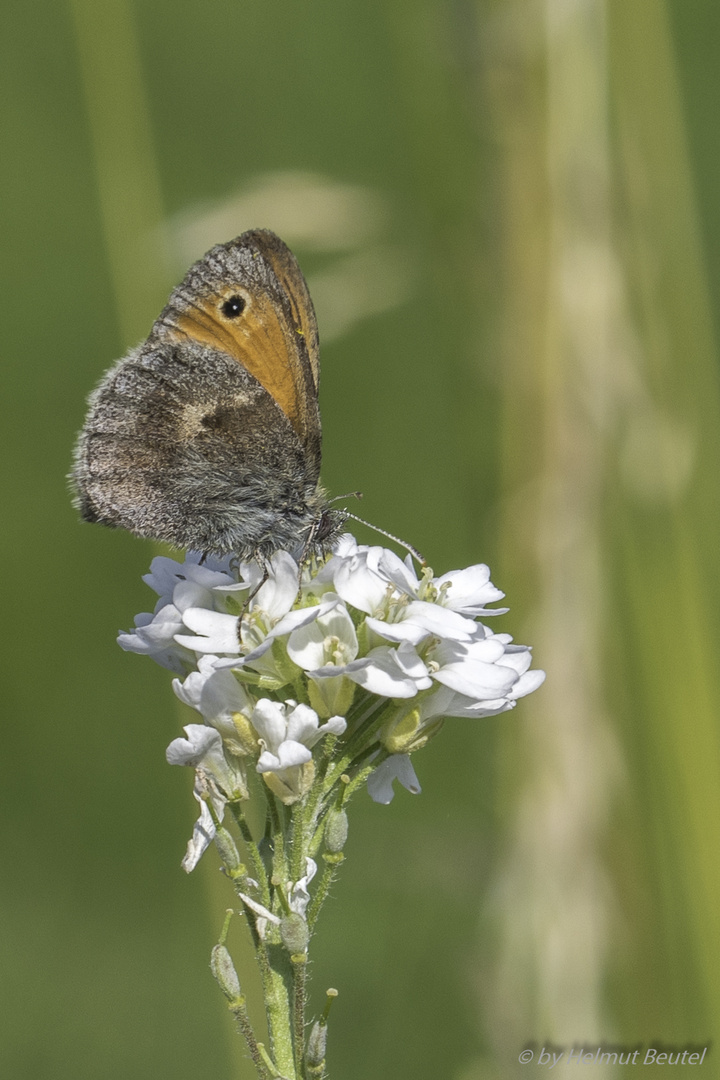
[120,536,545,869]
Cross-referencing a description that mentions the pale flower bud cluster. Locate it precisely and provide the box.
[119,535,545,869]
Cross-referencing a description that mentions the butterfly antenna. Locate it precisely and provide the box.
[341,511,426,567]
[330,491,363,503]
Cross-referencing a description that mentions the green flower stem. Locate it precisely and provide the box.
[291,954,308,1080]
[264,782,283,832]
[343,761,380,801]
[289,803,307,883]
[302,735,337,827]
[307,855,343,930]
[323,700,399,793]
[307,766,373,863]
[264,946,297,1078]
[230,803,271,908]
[223,806,297,1076]
[219,709,386,1078]
[343,689,383,733]
[228,994,272,1080]
[260,789,290,896]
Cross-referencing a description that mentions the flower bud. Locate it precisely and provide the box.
[230,712,260,755]
[280,912,309,954]
[324,808,348,854]
[263,759,315,805]
[308,673,356,720]
[382,707,422,753]
[210,944,241,1001]
[382,708,444,754]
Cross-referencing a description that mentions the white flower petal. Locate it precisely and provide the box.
[172,655,223,711]
[393,641,431,679]
[252,593,342,650]
[181,797,216,873]
[166,723,222,766]
[237,893,281,925]
[433,660,518,699]
[402,600,478,640]
[166,724,247,799]
[494,643,533,676]
[367,754,422,804]
[175,609,240,654]
[287,604,358,670]
[143,555,186,605]
[376,549,421,596]
[430,634,506,667]
[509,668,546,698]
[118,605,196,672]
[416,684,511,719]
[344,646,431,698]
[285,703,322,746]
[252,550,301,619]
[296,712,347,749]
[333,546,389,614]
[200,667,252,721]
[172,578,217,613]
[316,714,347,739]
[288,857,317,916]
[257,740,311,772]
[364,616,430,645]
[434,564,506,615]
[251,699,289,754]
[276,741,313,768]
[185,551,235,575]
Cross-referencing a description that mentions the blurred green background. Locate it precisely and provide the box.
[3,0,720,1076]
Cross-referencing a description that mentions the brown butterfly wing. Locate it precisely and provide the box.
[72,230,328,556]
[252,229,320,389]
[158,229,321,474]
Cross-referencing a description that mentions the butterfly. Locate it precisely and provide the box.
[71,229,343,559]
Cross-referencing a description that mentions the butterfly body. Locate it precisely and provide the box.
[72,230,340,558]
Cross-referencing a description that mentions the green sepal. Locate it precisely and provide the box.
[232,667,264,688]
[232,666,291,694]
[322,851,345,867]
[308,674,356,720]
[382,706,446,753]
[292,676,311,706]
[257,674,291,692]
[222,593,247,617]
[270,636,303,686]
[307,678,327,718]
[355,618,370,654]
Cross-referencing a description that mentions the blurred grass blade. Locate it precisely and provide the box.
[610,0,720,1037]
[68,0,167,344]
[481,0,720,1060]
[483,0,620,1058]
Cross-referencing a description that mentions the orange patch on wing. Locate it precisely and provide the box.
[257,236,320,389]
[172,292,308,437]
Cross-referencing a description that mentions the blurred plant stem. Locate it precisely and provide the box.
[67,5,257,1076]
[482,0,619,1059]
[477,0,720,1060]
[609,0,720,1033]
[68,0,168,344]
